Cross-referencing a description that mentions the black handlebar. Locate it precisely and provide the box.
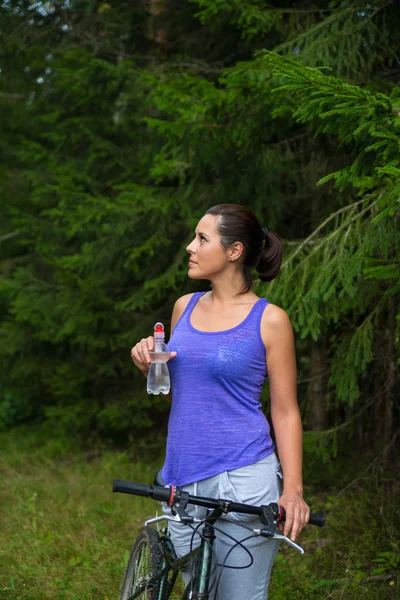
[305,512,326,527]
[112,480,171,502]
[112,479,326,528]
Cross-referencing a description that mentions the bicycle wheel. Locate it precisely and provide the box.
[121,527,163,600]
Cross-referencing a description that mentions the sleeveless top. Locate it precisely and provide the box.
[162,292,275,486]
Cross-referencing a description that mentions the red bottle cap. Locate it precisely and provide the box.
[154,323,164,333]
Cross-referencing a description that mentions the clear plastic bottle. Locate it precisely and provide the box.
[147,322,171,395]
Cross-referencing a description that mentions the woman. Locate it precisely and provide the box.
[130,204,309,600]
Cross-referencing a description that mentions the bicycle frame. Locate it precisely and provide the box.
[113,478,325,600]
[128,506,224,600]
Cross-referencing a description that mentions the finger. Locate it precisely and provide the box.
[290,505,301,541]
[130,346,135,360]
[137,340,151,368]
[134,343,146,366]
[141,339,152,365]
[284,506,294,538]
[169,351,177,359]
[305,506,311,528]
[131,346,141,364]
[302,505,310,532]
[131,347,146,370]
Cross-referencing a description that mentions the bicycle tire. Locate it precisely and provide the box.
[121,527,163,600]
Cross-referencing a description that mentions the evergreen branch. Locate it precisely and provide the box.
[285,240,318,246]
[272,7,356,54]
[257,8,341,14]
[267,131,308,147]
[335,431,400,498]
[193,1,362,17]
[61,34,225,75]
[262,52,399,194]
[329,297,387,405]
[297,370,330,384]
[0,92,25,100]
[0,254,36,268]
[0,231,20,243]
[281,197,372,269]
[271,0,392,70]
[306,392,378,437]
[286,200,376,282]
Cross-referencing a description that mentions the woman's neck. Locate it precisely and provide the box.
[206,275,256,306]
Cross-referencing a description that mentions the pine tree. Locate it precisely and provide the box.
[0,0,398,452]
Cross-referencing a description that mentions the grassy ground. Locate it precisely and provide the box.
[0,428,398,600]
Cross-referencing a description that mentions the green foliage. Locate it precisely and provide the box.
[0,0,399,445]
[1,430,399,599]
[194,0,399,78]
[0,430,165,600]
[254,52,400,404]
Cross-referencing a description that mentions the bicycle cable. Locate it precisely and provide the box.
[213,533,256,600]
[182,515,256,600]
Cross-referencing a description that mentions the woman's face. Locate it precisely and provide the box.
[186,214,231,280]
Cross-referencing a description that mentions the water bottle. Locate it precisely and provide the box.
[147,322,171,395]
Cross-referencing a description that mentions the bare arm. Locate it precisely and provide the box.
[261,305,310,541]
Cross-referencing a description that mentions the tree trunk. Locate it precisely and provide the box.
[307,338,329,431]
[307,157,329,432]
[148,0,169,46]
[383,297,396,463]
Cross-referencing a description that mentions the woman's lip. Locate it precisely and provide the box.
[189,260,197,265]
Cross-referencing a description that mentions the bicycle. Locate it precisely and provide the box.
[113,473,326,600]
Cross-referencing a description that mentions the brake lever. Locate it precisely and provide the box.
[253,523,305,554]
[145,515,180,526]
[170,490,195,524]
[270,532,304,554]
[145,515,202,526]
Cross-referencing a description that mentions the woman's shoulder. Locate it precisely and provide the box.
[260,302,293,346]
[170,293,197,332]
[174,293,197,312]
[261,302,291,326]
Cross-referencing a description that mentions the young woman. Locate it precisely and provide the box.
[130,204,309,600]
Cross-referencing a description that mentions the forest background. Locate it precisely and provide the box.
[0,1,399,599]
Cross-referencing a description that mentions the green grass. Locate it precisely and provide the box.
[0,428,398,600]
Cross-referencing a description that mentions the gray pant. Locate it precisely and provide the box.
[164,453,283,600]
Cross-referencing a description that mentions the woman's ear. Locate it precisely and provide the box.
[229,242,244,262]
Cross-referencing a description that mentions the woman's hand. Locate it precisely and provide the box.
[277,491,310,541]
[130,337,177,374]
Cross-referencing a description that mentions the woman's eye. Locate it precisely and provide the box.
[200,235,207,242]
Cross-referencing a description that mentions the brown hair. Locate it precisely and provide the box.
[205,204,283,294]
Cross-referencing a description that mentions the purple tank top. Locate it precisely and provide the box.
[162,292,275,486]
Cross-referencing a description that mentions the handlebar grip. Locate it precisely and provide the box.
[280,507,326,527]
[113,479,151,497]
[112,479,171,503]
[309,512,326,527]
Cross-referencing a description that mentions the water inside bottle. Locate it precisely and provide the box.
[149,351,171,364]
[147,362,170,394]
[156,366,170,394]
[147,322,171,394]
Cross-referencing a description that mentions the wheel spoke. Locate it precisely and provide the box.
[121,528,164,600]
[131,541,154,598]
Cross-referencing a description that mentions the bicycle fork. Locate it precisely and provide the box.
[189,506,225,600]
[190,521,215,599]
